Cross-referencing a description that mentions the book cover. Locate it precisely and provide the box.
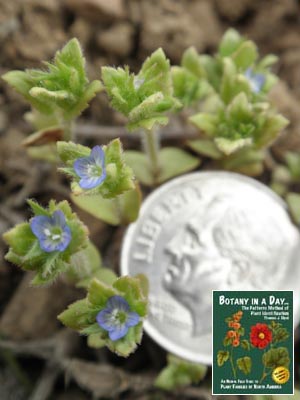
[212,290,294,395]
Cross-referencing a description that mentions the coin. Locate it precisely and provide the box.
[121,172,300,364]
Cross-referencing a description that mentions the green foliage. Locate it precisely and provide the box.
[190,93,288,156]
[236,356,252,375]
[172,47,211,106]
[67,241,103,284]
[57,139,135,198]
[262,347,290,369]
[271,152,300,198]
[58,275,148,357]
[2,39,102,123]
[101,48,181,131]
[269,320,289,344]
[70,185,141,226]
[3,200,89,285]
[285,152,300,180]
[240,339,251,351]
[217,350,230,366]
[155,354,207,391]
[286,192,300,224]
[205,28,278,97]
[185,29,286,162]
[124,147,200,186]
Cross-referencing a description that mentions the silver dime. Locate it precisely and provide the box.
[121,172,300,364]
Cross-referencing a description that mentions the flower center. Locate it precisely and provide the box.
[258,332,265,340]
[110,309,127,325]
[87,164,102,178]
[44,226,62,242]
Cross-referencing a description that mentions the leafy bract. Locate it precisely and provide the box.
[2,38,102,122]
[101,48,181,131]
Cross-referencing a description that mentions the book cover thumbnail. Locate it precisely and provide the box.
[212,291,294,395]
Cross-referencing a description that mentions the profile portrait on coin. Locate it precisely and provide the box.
[163,195,291,337]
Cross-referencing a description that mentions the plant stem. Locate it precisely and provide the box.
[142,127,161,182]
[230,346,237,379]
[62,119,75,141]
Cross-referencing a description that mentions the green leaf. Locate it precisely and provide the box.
[182,47,206,78]
[223,336,232,347]
[285,152,300,180]
[189,113,217,137]
[67,241,102,283]
[217,350,230,367]
[87,279,116,308]
[237,356,252,375]
[58,299,94,331]
[125,148,200,187]
[87,333,106,349]
[232,41,258,69]
[221,147,265,175]
[106,322,143,357]
[155,354,207,391]
[171,47,210,107]
[215,137,252,156]
[262,347,290,369]
[124,151,153,186]
[70,184,141,226]
[187,139,223,159]
[286,193,300,224]
[77,267,117,289]
[241,339,251,351]
[158,147,200,183]
[219,29,244,57]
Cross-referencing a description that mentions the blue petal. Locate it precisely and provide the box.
[73,157,93,178]
[55,225,72,251]
[39,237,59,253]
[79,176,104,190]
[106,296,130,312]
[91,146,105,168]
[253,74,265,92]
[109,324,128,341]
[30,215,52,240]
[96,309,115,331]
[244,68,253,79]
[126,311,140,327]
[52,210,67,228]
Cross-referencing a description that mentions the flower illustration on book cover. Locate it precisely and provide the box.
[217,312,290,383]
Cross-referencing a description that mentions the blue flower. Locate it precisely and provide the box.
[73,145,106,190]
[96,296,140,341]
[244,68,265,93]
[30,210,71,253]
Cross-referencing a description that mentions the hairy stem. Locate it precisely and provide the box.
[62,119,75,141]
[142,128,161,182]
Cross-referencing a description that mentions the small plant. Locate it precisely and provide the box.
[2,29,293,390]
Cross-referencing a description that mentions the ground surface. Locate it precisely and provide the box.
[0,0,299,399]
